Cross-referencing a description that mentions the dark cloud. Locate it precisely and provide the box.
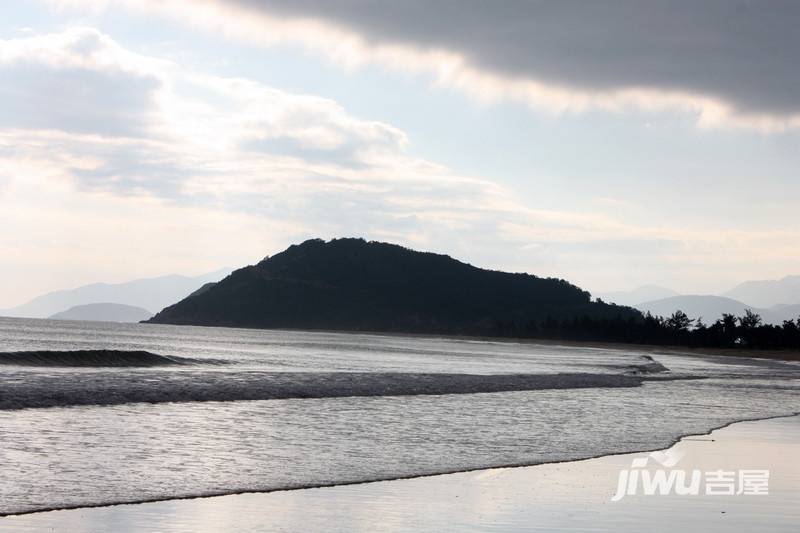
[226,0,800,116]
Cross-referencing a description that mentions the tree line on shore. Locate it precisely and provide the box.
[492,309,800,350]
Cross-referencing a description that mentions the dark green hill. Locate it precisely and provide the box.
[146,238,640,334]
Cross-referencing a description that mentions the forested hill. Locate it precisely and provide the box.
[146,238,639,334]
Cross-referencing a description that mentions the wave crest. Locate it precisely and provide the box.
[0,350,190,367]
[0,371,674,410]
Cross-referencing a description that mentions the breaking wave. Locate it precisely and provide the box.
[0,370,693,410]
[0,350,201,368]
[623,355,671,374]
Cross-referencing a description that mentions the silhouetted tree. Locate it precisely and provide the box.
[666,310,693,332]
[739,309,763,330]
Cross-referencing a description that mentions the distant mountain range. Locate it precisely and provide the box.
[596,277,800,325]
[723,276,800,308]
[48,303,154,323]
[771,303,800,316]
[635,295,789,326]
[147,238,639,333]
[595,285,679,307]
[1,269,231,319]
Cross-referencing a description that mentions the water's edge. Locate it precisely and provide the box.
[4,411,797,518]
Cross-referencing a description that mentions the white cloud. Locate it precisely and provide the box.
[0,28,166,136]
[0,28,580,302]
[2,26,799,306]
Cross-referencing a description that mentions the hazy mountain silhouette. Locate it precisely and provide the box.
[723,275,800,308]
[770,303,800,322]
[635,295,784,325]
[1,269,231,319]
[147,238,639,334]
[48,303,153,323]
[595,285,679,306]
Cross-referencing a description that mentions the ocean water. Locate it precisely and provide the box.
[0,317,798,516]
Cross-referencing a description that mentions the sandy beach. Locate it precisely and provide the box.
[3,414,797,532]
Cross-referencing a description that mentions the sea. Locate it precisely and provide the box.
[1,316,798,516]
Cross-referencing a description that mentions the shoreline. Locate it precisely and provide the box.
[3,411,797,520]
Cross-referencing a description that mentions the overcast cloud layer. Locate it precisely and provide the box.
[57,0,800,129]
[231,0,799,114]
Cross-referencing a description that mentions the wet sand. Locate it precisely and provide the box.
[3,415,797,532]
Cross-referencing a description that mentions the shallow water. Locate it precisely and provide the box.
[5,415,796,532]
[0,317,798,516]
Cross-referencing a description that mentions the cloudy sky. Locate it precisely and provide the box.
[2,1,799,307]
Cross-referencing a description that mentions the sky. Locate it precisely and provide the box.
[1,1,799,307]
